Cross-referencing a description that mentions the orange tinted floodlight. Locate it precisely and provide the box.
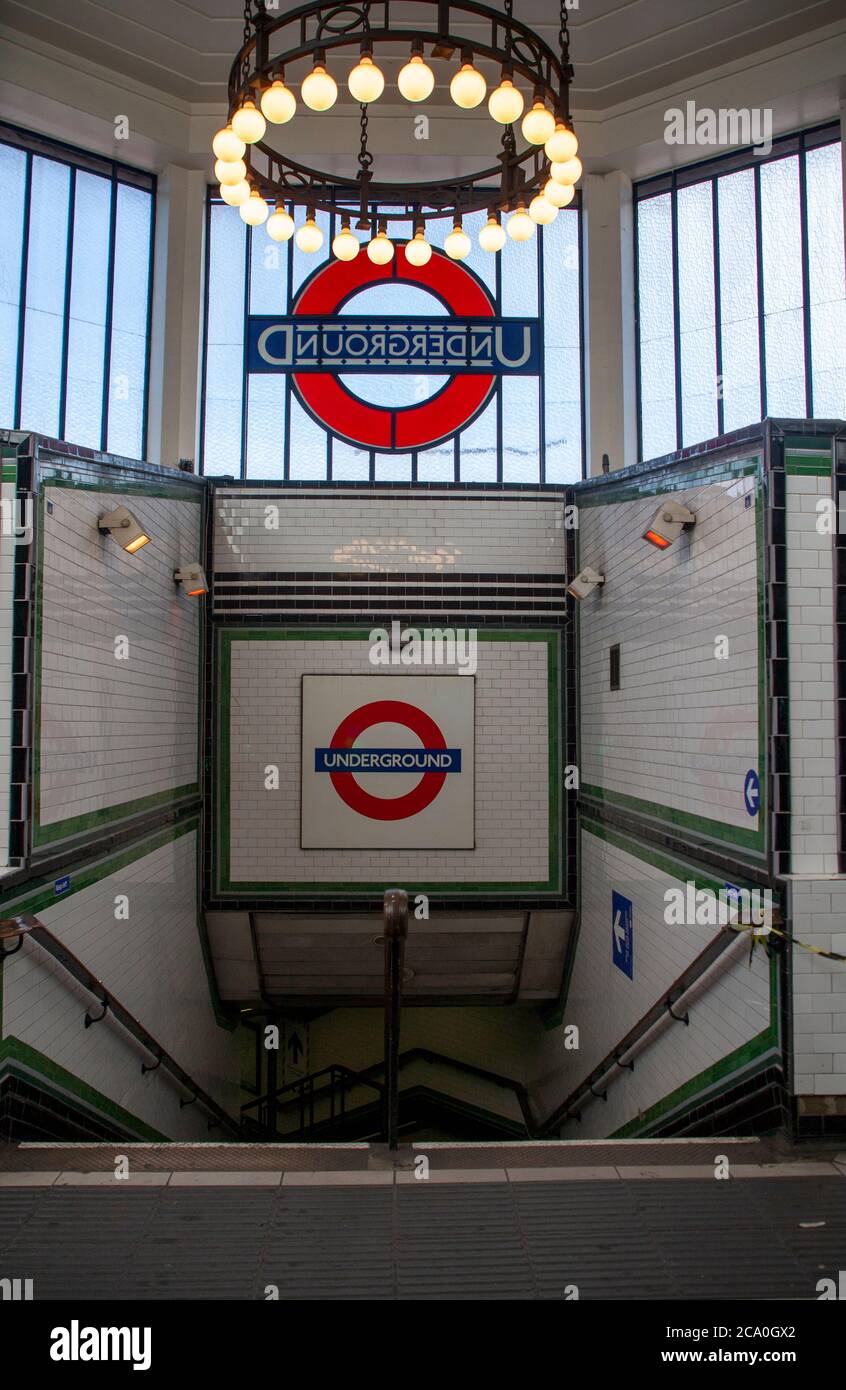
[642,500,696,549]
[174,565,208,597]
[98,505,151,555]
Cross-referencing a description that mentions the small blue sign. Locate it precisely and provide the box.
[53,875,71,896]
[743,768,760,817]
[612,891,633,979]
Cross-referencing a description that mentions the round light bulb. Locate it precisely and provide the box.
[478,216,506,252]
[296,217,324,253]
[212,125,245,162]
[215,158,247,186]
[507,205,535,242]
[521,100,556,145]
[529,194,559,224]
[397,54,435,102]
[550,155,583,186]
[404,232,432,267]
[545,122,578,163]
[240,190,269,225]
[231,100,266,144]
[332,226,360,261]
[348,54,385,103]
[219,180,251,206]
[367,231,395,265]
[450,63,486,110]
[488,78,524,125]
[444,224,471,260]
[260,79,296,124]
[301,64,338,111]
[266,206,295,242]
[543,178,575,208]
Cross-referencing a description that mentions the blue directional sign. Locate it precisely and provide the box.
[53,875,71,896]
[612,891,633,979]
[743,768,760,817]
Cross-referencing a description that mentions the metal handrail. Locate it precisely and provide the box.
[0,914,240,1138]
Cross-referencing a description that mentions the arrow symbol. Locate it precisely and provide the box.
[287,1031,303,1065]
[613,911,626,952]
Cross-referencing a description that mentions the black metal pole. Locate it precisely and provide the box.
[383,888,409,1151]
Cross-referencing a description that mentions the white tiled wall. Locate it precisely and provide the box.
[531,825,775,1138]
[37,484,203,837]
[1,829,238,1138]
[790,876,846,1099]
[786,469,838,874]
[0,463,16,866]
[225,634,553,888]
[579,467,761,842]
[214,489,567,575]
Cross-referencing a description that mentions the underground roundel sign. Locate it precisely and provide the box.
[301,675,475,850]
[247,246,540,452]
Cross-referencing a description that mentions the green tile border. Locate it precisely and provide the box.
[575,455,767,858]
[31,479,202,847]
[573,818,780,1139]
[0,1037,168,1141]
[215,627,563,897]
[0,817,235,1035]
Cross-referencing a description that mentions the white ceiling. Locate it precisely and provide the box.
[2,0,843,110]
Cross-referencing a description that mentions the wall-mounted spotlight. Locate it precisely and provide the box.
[98,505,151,555]
[567,567,605,601]
[643,499,696,550]
[174,565,208,598]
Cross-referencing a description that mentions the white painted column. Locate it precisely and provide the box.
[581,171,638,476]
[146,165,207,469]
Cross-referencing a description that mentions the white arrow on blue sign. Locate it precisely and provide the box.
[612,891,633,979]
[743,768,760,817]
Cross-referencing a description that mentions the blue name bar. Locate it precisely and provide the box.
[248,316,540,375]
[315,747,461,773]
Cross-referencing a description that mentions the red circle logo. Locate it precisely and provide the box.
[328,700,448,821]
[292,247,495,452]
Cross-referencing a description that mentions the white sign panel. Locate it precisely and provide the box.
[301,675,475,850]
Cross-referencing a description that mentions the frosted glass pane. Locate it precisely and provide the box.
[677,182,717,445]
[108,183,152,457]
[374,452,412,480]
[65,171,110,449]
[806,143,846,417]
[0,143,26,427]
[204,204,247,475]
[331,438,370,480]
[245,374,285,478]
[717,169,760,432]
[417,442,455,481]
[502,375,539,482]
[760,156,805,415]
[543,210,581,481]
[292,209,331,297]
[637,193,676,460]
[20,156,70,437]
[289,391,328,478]
[458,393,497,481]
[501,214,538,317]
[249,222,288,313]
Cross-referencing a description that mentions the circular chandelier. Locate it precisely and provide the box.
[212,0,581,263]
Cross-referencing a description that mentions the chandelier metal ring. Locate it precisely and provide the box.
[224,0,575,228]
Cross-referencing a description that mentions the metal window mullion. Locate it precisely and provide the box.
[798,139,814,418]
[100,171,119,452]
[198,192,213,476]
[577,202,586,479]
[754,160,767,420]
[537,221,546,485]
[670,176,683,451]
[283,229,293,480]
[240,225,251,480]
[633,192,642,463]
[140,178,157,461]
[57,166,76,443]
[711,176,724,438]
[495,238,503,482]
[13,151,33,431]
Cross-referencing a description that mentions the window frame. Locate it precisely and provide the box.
[633,121,842,463]
[0,120,157,459]
[198,189,586,485]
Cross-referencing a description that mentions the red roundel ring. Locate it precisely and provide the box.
[292,247,495,451]
[328,700,448,821]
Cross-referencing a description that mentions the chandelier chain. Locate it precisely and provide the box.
[358,103,374,175]
[559,0,573,79]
